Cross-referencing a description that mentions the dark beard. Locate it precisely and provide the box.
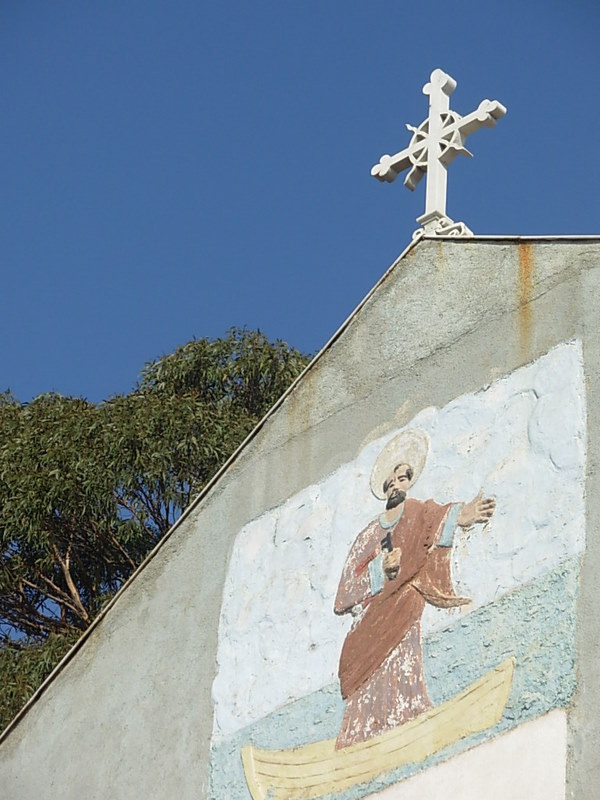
[386,490,406,510]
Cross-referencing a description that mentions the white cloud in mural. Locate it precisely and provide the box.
[212,341,586,739]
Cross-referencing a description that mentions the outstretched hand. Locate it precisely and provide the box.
[457,491,495,528]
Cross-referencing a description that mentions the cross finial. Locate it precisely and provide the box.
[371,69,506,237]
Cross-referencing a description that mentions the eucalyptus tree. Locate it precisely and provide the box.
[0,328,309,730]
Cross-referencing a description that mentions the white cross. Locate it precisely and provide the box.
[371,69,506,236]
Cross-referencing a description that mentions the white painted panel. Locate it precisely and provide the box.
[367,709,566,800]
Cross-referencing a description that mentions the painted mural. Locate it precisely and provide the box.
[210,341,586,800]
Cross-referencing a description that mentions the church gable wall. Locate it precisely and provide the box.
[1,238,599,800]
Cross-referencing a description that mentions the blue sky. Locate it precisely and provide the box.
[1,1,598,402]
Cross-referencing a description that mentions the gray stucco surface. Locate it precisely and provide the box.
[0,237,599,799]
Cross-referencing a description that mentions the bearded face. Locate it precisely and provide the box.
[386,488,406,510]
[382,464,413,510]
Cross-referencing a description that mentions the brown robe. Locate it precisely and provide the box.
[334,498,468,748]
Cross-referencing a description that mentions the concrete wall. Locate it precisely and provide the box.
[0,237,599,799]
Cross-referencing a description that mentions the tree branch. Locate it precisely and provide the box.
[22,577,82,617]
[50,543,90,625]
[106,530,138,572]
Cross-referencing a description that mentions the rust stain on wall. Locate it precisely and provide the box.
[518,243,534,358]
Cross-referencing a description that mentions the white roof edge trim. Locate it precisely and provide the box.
[424,234,600,241]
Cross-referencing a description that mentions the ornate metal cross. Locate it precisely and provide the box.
[371,69,506,237]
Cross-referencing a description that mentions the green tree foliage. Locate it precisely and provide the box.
[0,328,309,732]
[0,633,80,730]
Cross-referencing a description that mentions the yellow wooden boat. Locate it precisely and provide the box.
[241,658,514,800]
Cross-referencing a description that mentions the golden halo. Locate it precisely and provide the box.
[370,429,430,500]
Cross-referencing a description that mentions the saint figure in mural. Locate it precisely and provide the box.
[334,429,495,749]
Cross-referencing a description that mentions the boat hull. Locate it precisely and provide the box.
[241,658,514,800]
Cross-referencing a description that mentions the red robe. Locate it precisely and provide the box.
[334,498,468,748]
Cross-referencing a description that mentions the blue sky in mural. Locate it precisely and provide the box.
[1,0,598,402]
